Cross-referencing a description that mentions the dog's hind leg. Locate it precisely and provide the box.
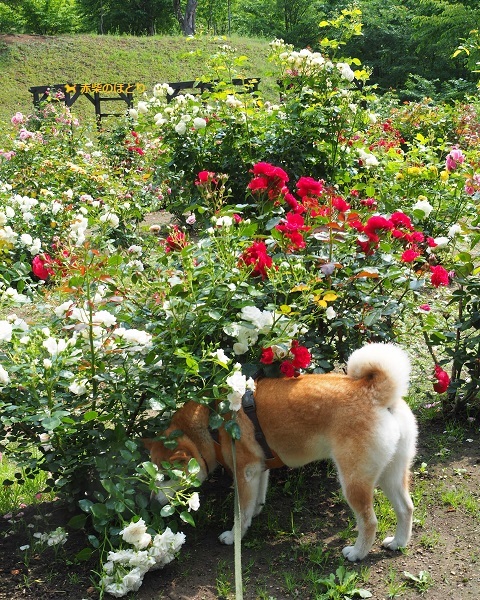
[379,404,417,551]
[378,462,414,551]
[218,462,264,545]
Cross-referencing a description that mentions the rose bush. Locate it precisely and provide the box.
[1,15,480,596]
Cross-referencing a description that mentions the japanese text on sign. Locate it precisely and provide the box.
[63,83,146,94]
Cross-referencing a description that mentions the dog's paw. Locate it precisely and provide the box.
[382,536,403,551]
[218,530,234,545]
[342,545,363,562]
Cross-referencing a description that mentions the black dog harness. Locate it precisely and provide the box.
[210,388,285,471]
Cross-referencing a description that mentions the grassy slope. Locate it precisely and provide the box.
[0,33,276,126]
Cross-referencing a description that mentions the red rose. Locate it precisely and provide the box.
[401,249,420,263]
[332,196,350,212]
[433,365,450,394]
[247,176,269,191]
[360,198,377,209]
[164,225,188,253]
[197,170,216,183]
[430,265,449,287]
[284,192,305,214]
[260,347,275,365]
[239,241,273,279]
[284,231,307,251]
[389,211,413,230]
[276,212,310,233]
[296,176,324,198]
[280,360,296,377]
[32,254,55,280]
[252,162,289,183]
[364,215,394,236]
[290,341,311,369]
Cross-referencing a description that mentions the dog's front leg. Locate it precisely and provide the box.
[219,463,265,545]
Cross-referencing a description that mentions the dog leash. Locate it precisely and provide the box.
[231,436,244,599]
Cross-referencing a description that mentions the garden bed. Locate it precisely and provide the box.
[1,420,478,600]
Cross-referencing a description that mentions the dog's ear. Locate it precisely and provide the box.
[143,438,171,467]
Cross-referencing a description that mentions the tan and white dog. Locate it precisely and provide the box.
[145,343,417,561]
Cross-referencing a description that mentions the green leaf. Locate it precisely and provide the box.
[41,416,61,430]
[90,503,109,519]
[179,510,196,526]
[187,458,200,475]
[83,411,98,422]
[161,504,176,517]
[209,413,224,429]
[208,310,222,321]
[265,216,282,230]
[87,534,100,548]
[68,514,87,529]
[75,547,94,562]
[78,499,93,513]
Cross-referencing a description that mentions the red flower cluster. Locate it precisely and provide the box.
[275,213,310,251]
[164,225,188,253]
[351,211,424,257]
[239,241,273,279]
[125,131,144,156]
[368,119,405,153]
[433,365,450,394]
[32,254,57,280]
[260,340,311,378]
[296,176,324,199]
[247,162,289,200]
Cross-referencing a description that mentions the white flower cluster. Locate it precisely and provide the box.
[225,306,275,356]
[357,148,379,167]
[33,526,68,546]
[225,305,304,357]
[279,47,329,77]
[0,314,29,385]
[225,363,255,411]
[101,521,185,598]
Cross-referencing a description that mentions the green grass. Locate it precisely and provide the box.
[0,453,55,515]
[0,33,277,126]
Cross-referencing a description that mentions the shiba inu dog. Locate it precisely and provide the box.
[145,343,417,561]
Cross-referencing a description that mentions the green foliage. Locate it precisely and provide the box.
[20,0,80,34]
[314,565,372,599]
[76,0,175,35]
[0,1,25,32]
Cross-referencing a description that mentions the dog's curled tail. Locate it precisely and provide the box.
[347,343,411,406]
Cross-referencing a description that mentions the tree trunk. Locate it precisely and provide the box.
[173,0,197,35]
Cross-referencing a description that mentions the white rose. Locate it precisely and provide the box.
[0,365,10,385]
[448,223,462,238]
[193,117,207,130]
[174,121,187,135]
[326,306,336,320]
[42,337,68,355]
[0,320,13,341]
[120,518,151,550]
[188,492,200,512]
[412,198,433,218]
